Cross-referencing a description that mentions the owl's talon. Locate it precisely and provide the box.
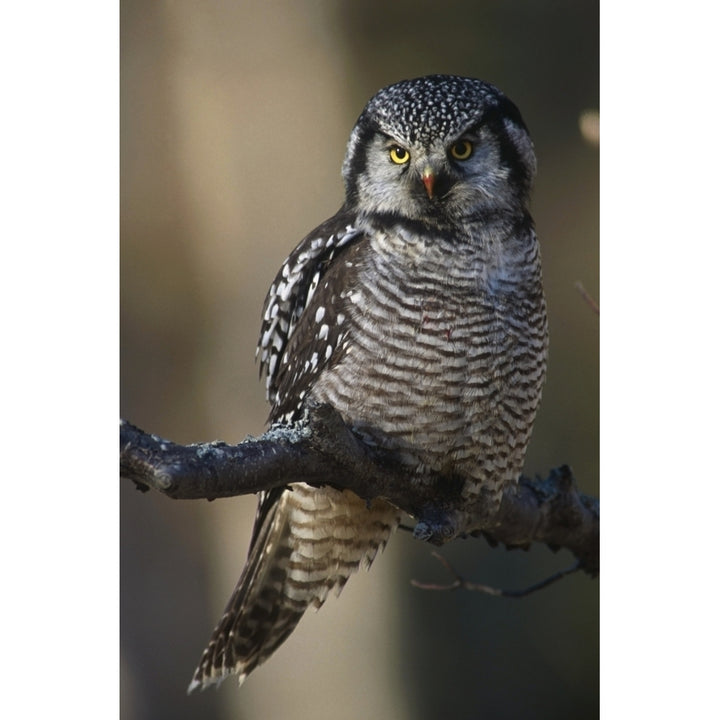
[413,510,460,545]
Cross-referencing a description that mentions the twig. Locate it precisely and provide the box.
[411,551,581,597]
[574,281,599,315]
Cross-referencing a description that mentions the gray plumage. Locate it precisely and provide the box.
[189,75,548,691]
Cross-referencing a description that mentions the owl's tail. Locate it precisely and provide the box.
[188,483,399,692]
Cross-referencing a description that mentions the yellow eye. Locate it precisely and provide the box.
[449,140,473,161]
[389,146,410,164]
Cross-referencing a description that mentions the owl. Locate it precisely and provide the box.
[188,75,548,691]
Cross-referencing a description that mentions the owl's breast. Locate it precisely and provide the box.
[308,233,546,499]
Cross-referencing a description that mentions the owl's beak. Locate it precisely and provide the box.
[421,167,435,199]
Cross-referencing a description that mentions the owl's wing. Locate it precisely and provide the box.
[188,213,395,692]
[257,209,364,420]
[252,209,366,548]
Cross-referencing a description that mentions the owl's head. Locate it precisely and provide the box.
[342,75,536,224]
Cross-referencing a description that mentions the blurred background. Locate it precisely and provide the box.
[120,1,598,718]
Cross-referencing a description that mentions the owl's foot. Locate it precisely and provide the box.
[413,507,462,545]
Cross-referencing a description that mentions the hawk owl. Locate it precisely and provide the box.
[188,74,548,691]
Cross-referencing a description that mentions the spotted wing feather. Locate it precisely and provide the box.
[257,211,363,420]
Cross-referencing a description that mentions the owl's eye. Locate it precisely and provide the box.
[389,146,410,164]
[449,140,473,161]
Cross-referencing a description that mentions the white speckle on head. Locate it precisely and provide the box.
[318,324,329,340]
[315,307,325,323]
[337,313,345,325]
[325,345,333,359]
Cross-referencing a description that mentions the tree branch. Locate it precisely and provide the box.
[120,402,598,577]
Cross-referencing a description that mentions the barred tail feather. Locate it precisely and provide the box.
[188,483,399,692]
